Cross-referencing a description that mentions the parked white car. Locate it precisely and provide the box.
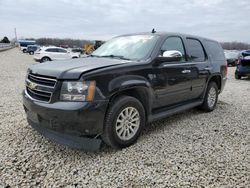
[34,47,80,63]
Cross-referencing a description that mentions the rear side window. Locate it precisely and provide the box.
[205,40,225,61]
[187,38,206,62]
[46,48,58,52]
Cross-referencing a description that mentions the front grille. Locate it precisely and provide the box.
[28,73,56,87]
[26,73,57,102]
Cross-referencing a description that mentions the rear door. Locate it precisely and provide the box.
[184,38,210,99]
[153,36,193,108]
[45,48,59,60]
[56,48,70,60]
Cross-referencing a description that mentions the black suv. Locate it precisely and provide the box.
[23,32,227,150]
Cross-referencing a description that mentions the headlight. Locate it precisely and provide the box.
[60,81,95,102]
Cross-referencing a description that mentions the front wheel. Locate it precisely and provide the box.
[199,82,218,112]
[102,96,145,149]
[29,51,34,55]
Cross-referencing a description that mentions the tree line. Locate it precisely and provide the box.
[4,36,250,50]
[33,38,250,50]
[25,38,96,48]
[1,36,10,43]
[220,42,250,50]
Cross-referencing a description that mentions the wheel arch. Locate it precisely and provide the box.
[107,86,152,122]
[201,74,222,99]
[208,74,222,92]
[41,56,51,61]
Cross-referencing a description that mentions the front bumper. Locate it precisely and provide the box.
[23,91,109,150]
[33,57,41,62]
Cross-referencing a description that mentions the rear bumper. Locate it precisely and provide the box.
[23,91,109,150]
[227,59,236,66]
[235,65,250,76]
[220,77,227,93]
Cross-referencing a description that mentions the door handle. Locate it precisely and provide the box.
[204,67,212,71]
[181,69,191,74]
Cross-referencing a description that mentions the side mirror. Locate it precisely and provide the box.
[155,50,183,64]
[163,50,182,58]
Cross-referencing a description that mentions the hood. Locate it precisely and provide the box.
[29,57,129,79]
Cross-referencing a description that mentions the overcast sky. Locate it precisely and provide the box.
[0,0,249,42]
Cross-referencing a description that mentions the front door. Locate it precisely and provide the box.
[153,36,193,108]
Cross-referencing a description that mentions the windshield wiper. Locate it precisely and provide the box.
[99,55,131,60]
[89,54,100,57]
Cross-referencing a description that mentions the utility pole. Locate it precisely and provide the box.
[14,28,17,42]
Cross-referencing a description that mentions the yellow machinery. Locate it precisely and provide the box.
[83,44,95,55]
[83,40,104,55]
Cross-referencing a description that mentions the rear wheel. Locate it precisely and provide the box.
[199,82,218,112]
[41,57,50,63]
[235,74,241,80]
[102,96,145,149]
[22,49,27,53]
[29,51,34,55]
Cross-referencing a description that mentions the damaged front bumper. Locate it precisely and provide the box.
[23,91,109,151]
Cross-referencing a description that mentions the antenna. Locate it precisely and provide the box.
[152,28,156,33]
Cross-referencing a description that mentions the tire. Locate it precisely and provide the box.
[22,49,27,53]
[199,82,218,112]
[235,74,241,80]
[29,51,34,55]
[41,57,50,63]
[72,56,78,59]
[101,96,145,149]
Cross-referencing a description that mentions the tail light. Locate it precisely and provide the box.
[236,59,240,65]
[225,61,228,77]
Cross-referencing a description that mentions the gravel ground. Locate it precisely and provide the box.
[0,48,250,187]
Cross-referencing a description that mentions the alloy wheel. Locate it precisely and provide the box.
[115,107,140,141]
[207,87,217,108]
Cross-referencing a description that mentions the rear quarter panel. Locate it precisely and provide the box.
[202,40,227,92]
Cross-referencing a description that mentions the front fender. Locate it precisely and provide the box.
[107,75,154,118]
[108,75,151,95]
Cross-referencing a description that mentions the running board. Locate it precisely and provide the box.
[148,100,203,123]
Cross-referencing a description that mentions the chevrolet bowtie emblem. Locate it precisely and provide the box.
[28,82,37,90]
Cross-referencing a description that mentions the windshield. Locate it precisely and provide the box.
[92,35,159,60]
[225,51,239,59]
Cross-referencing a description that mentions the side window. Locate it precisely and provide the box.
[57,48,67,53]
[46,48,57,52]
[160,37,186,62]
[186,38,206,62]
[205,40,225,61]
